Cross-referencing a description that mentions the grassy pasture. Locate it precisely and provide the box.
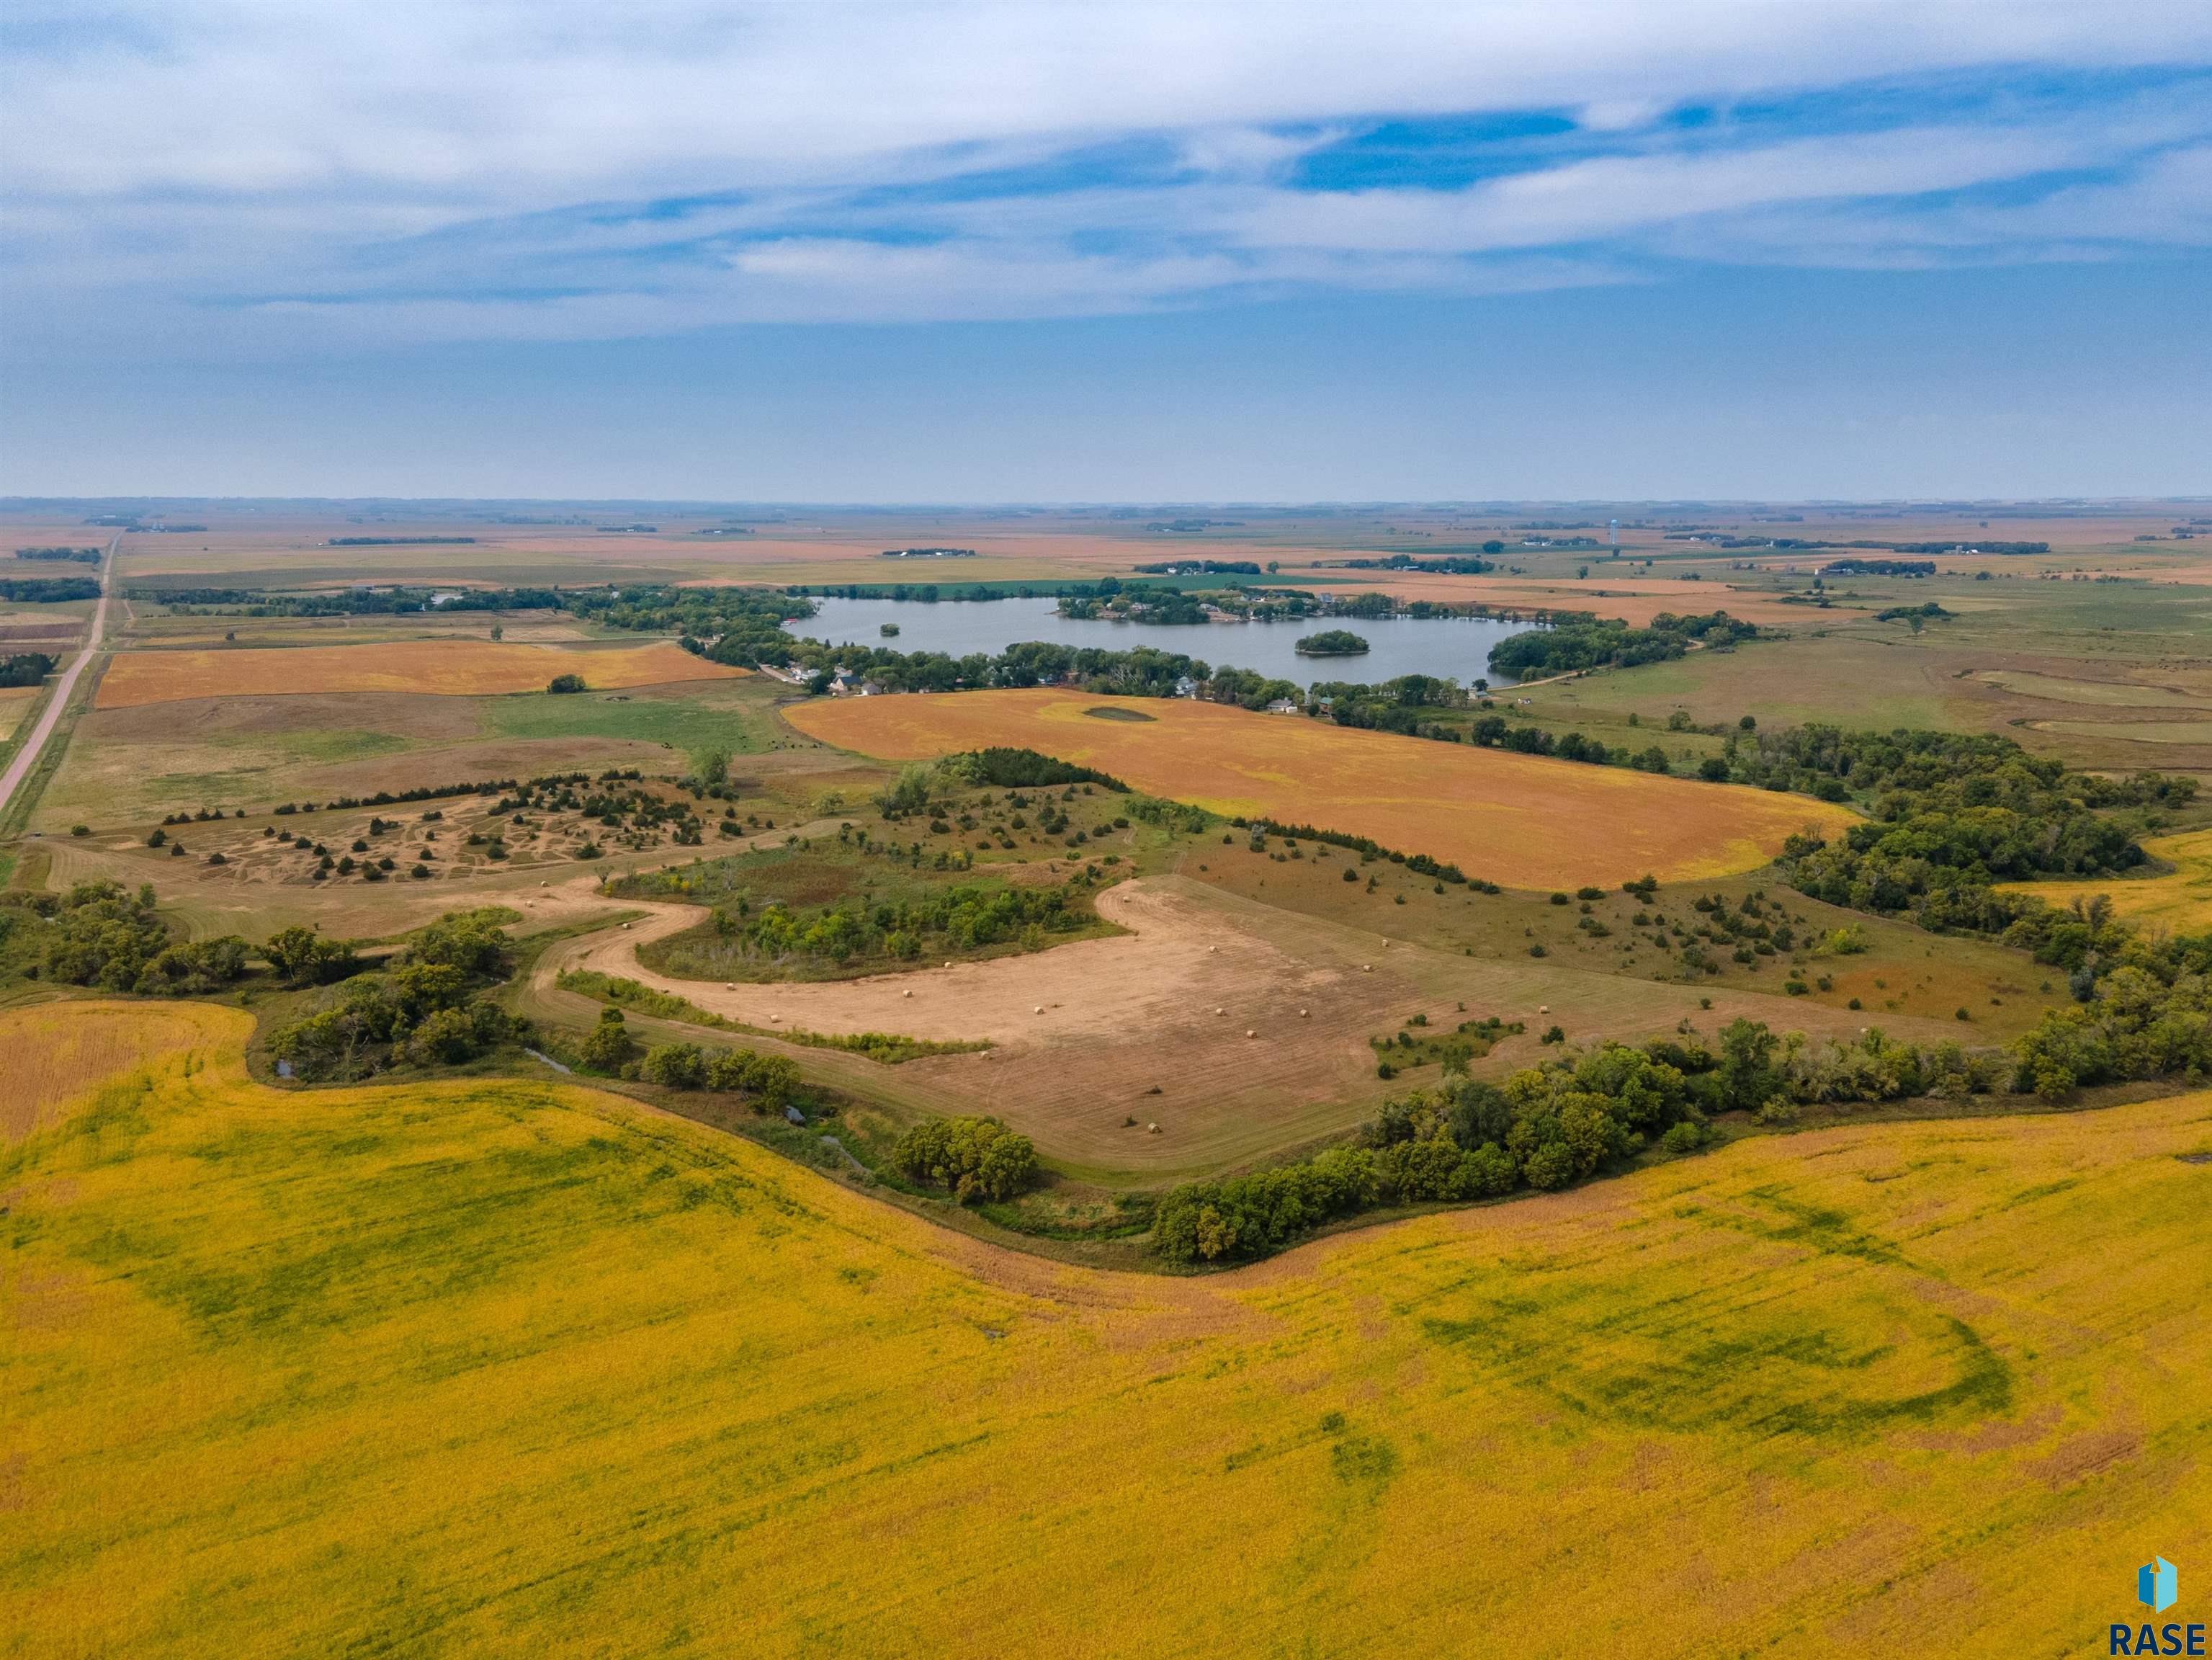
[96,639,741,709]
[1189,830,2067,1040]
[3,1001,2208,1656]
[32,677,787,832]
[1523,574,2212,780]
[785,689,1857,890]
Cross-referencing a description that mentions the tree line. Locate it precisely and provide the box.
[1154,1018,2005,1265]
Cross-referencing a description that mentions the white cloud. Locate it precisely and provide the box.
[4,1,2210,349]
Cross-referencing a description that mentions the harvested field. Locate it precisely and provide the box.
[4,1003,2208,1656]
[2000,826,2212,934]
[95,640,742,709]
[787,690,1857,889]
[0,999,231,1141]
[0,685,35,746]
[545,874,1969,1179]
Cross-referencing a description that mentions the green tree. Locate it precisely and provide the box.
[578,1007,636,1074]
[264,925,357,987]
[1716,1018,1781,1112]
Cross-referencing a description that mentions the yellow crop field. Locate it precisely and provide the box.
[95,639,743,708]
[788,690,1857,888]
[2001,826,2212,934]
[6,1003,2209,1657]
[0,999,230,1141]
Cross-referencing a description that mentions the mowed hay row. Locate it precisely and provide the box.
[0,999,238,1142]
[4,1007,2208,1657]
[95,640,745,709]
[788,690,1858,889]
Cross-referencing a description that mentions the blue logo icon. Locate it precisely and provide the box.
[2140,1556,2178,1615]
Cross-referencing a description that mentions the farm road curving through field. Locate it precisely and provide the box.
[537,872,1973,1181]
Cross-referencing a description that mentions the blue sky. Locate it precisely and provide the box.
[4,1,2209,499]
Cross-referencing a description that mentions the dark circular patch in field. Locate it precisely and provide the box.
[1083,705,1156,722]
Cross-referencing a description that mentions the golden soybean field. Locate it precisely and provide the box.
[2000,826,2212,936]
[94,639,743,708]
[4,1001,2209,1658]
[786,689,1858,889]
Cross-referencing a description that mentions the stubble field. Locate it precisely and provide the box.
[786,690,1858,890]
[4,1001,2206,1658]
[95,639,742,709]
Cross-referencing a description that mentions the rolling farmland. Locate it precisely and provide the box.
[4,1002,2207,1656]
[787,690,1858,889]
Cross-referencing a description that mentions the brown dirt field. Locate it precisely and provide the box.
[95,641,743,709]
[787,690,1858,890]
[0,1001,233,1143]
[550,873,1966,1181]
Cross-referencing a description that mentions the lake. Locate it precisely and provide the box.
[783,597,1537,687]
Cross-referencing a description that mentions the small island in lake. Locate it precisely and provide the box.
[1294,628,1371,657]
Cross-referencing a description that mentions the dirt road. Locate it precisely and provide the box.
[0,536,114,824]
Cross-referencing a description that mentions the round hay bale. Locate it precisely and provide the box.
[1245,1029,1255,1038]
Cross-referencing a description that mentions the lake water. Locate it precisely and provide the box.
[784,597,1537,687]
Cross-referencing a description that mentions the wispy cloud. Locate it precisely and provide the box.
[4,1,2211,353]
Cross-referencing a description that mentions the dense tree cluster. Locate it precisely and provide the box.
[635,1040,803,1106]
[1,880,250,995]
[0,652,55,687]
[893,1115,1039,1202]
[1769,728,2189,930]
[951,748,1128,791]
[715,879,1088,968]
[1487,610,1760,678]
[265,910,522,1081]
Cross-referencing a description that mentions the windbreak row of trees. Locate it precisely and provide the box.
[0,576,99,603]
